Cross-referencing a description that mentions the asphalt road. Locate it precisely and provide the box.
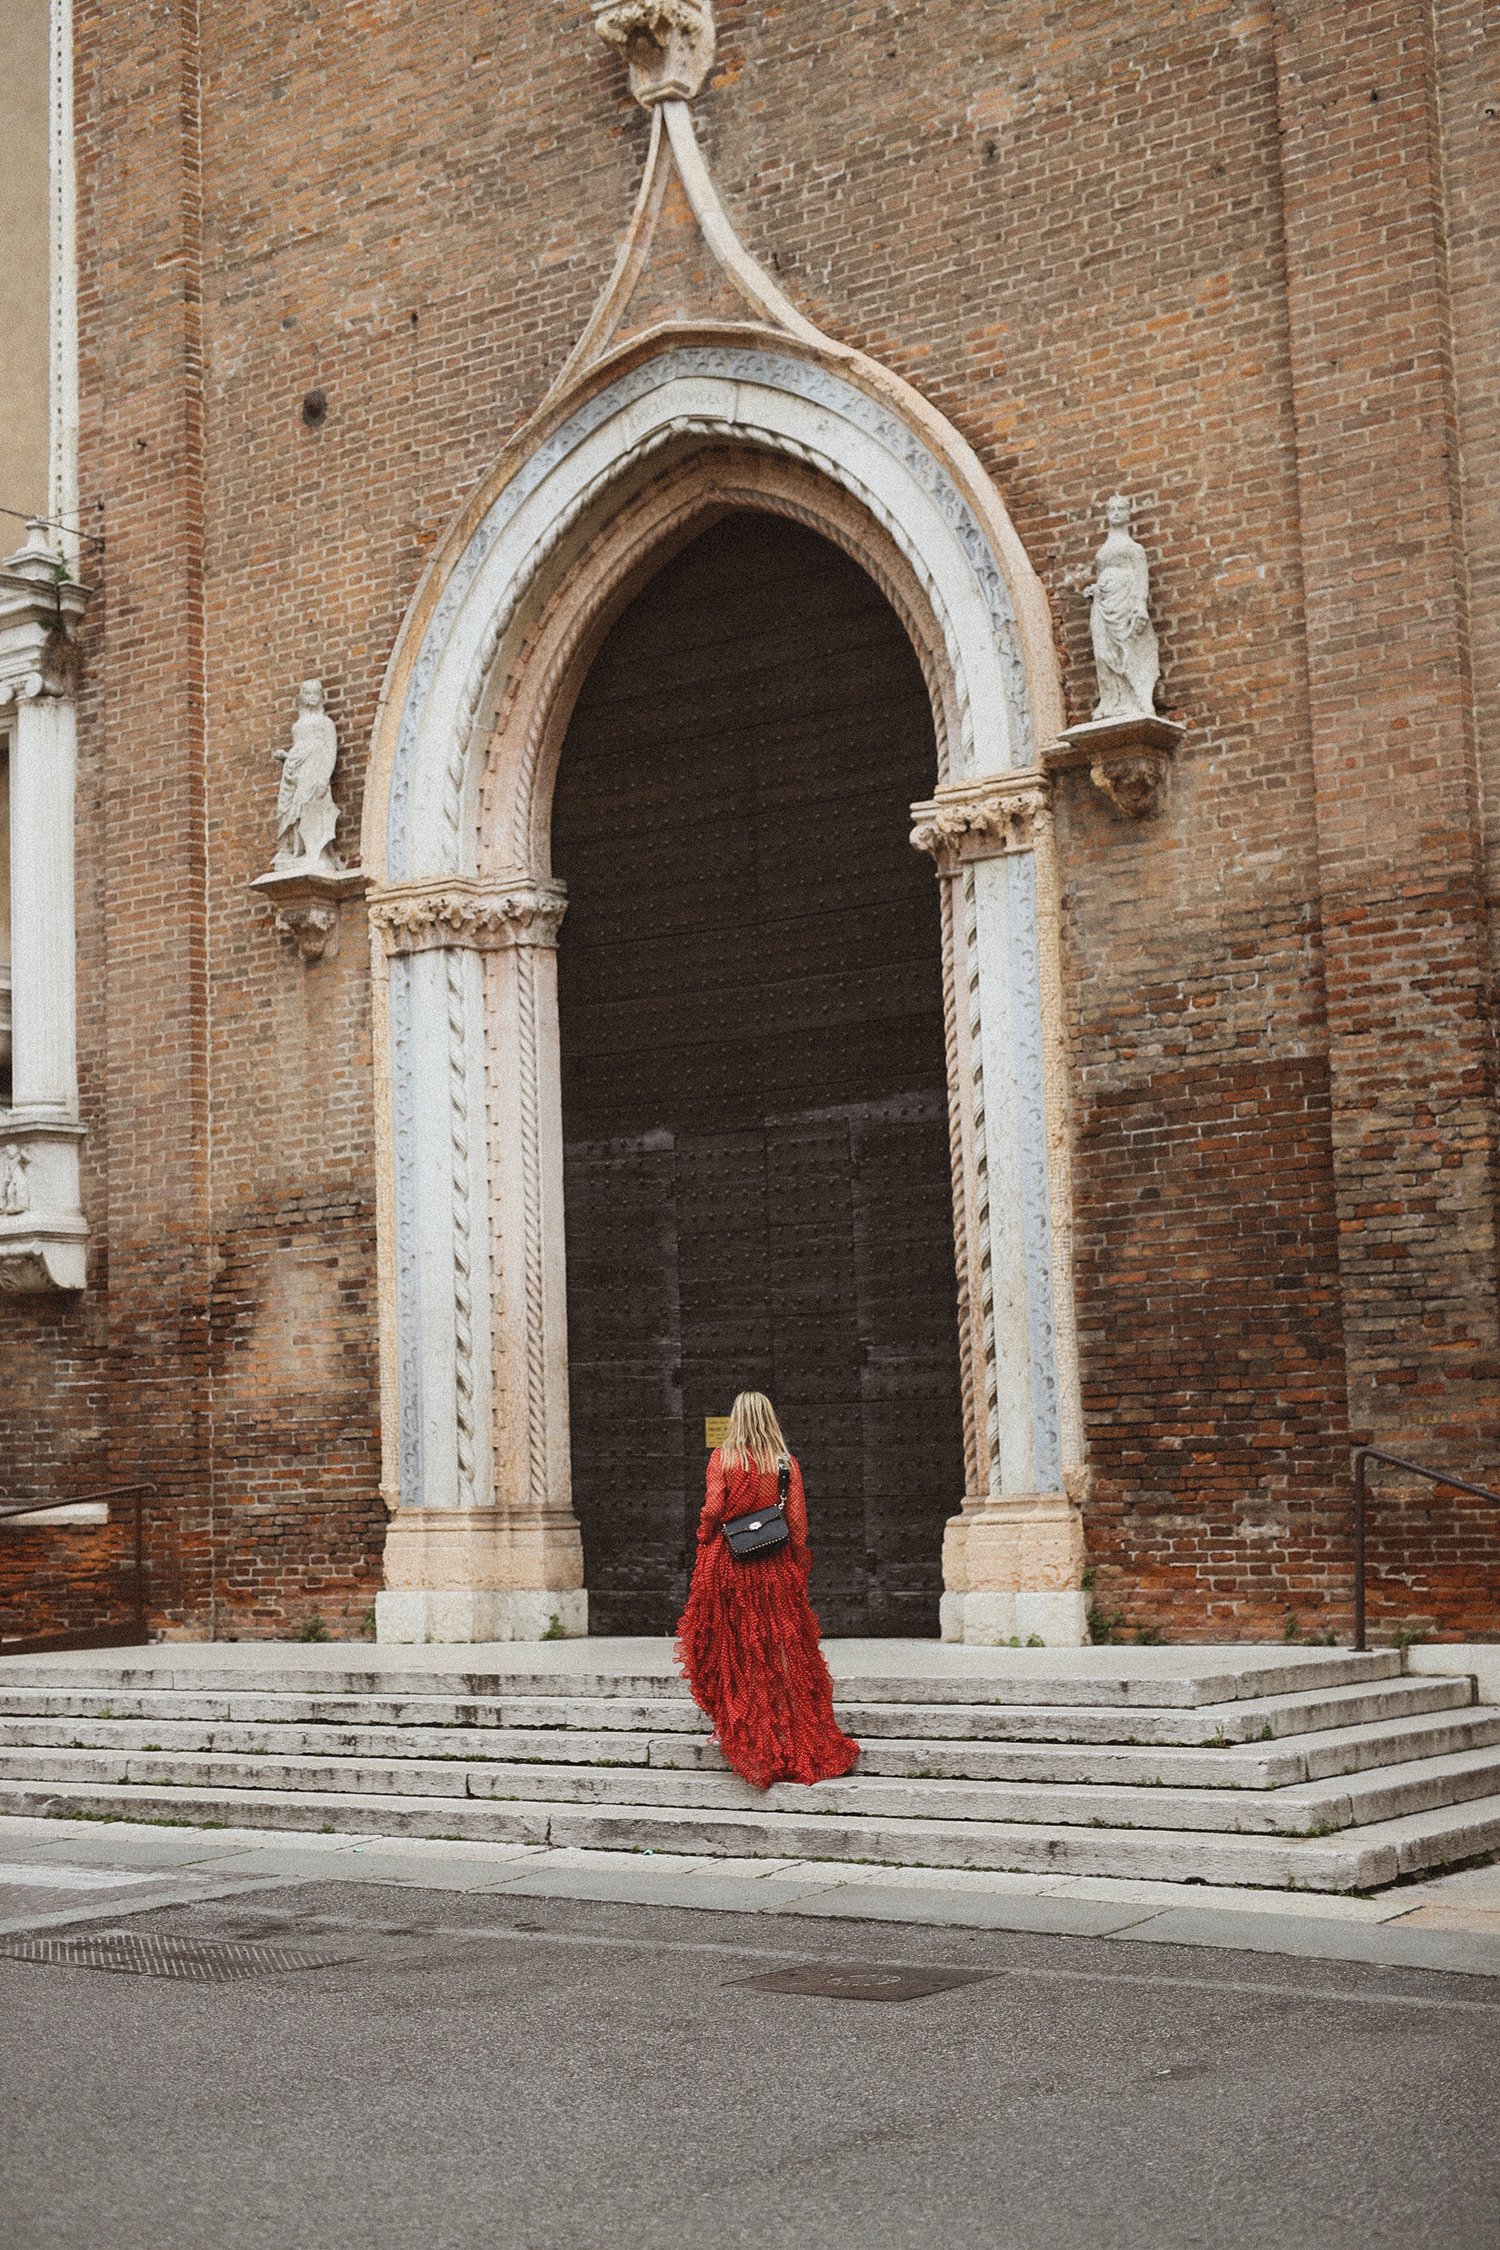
[3,1882,1498,2250]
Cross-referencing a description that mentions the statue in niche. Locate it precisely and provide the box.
[0,1144,30,1215]
[1084,495,1161,721]
[274,680,344,873]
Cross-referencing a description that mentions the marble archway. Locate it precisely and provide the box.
[361,88,1088,1646]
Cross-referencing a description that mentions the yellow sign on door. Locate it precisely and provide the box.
[704,1416,730,1448]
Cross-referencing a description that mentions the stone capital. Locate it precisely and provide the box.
[909,769,1052,872]
[368,876,569,957]
[590,0,716,106]
[0,520,91,703]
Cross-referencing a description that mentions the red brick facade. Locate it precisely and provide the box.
[3,0,1497,1645]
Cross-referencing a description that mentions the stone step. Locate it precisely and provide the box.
[0,1670,1462,1746]
[0,1773,1482,1891]
[4,1701,1496,1788]
[841,1675,1472,1745]
[1349,1789,1500,1878]
[0,1690,712,1735]
[0,1650,1402,1709]
[7,1740,1499,1836]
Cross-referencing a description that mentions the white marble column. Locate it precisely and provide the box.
[369,876,586,1643]
[0,520,89,1292]
[911,774,1088,1646]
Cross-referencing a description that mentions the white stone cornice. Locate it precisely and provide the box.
[909,770,1052,872]
[368,876,569,956]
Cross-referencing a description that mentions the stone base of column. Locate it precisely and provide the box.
[375,1587,588,1644]
[941,1493,1088,1648]
[377,1506,587,1643]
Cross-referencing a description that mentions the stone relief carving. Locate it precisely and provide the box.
[278,902,340,959]
[591,0,716,106]
[0,1144,31,1216]
[1084,495,1159,722]
[1089,752,1171,820]
[275,680,344,873]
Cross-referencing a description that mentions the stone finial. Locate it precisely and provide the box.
[591,0,716,106]
[1084,494,1160,722]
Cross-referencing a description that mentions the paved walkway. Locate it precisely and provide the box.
[2,1813,1497,1975]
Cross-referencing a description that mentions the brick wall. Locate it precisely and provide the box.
[2,0,1493,1644]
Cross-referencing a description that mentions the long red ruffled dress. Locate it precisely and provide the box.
[675,1449,860,1790]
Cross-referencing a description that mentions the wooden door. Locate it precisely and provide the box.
[553,513,964,1636]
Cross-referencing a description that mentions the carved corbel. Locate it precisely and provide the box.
[367,876,569,956]
[250,867,369,961]
[909,772,1052,873]
[1044,714,1184,820]
[591,0,716,105]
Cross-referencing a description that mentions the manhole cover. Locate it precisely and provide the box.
[731,1962,995,2004]
[0,1932,360,1984]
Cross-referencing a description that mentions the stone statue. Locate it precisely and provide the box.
[0,1143,30,1216]
[1084,496,1160,721]
[274,680,344,873]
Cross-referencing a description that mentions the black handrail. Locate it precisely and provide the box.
[1352,1449,1500,1652]
[0,1484,156,1656]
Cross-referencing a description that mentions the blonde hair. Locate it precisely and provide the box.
[720,1391,789,1475]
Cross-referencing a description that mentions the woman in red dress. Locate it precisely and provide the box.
[675,1391,860,1789]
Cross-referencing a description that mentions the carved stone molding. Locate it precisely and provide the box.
[909,771,1052,872]
[0,1117,88,1291]
[250,866,369,962]
[368,876,569,957]
[591,0,715,106]
[1045,713,1185,820]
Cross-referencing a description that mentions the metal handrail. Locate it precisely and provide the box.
[1352,1449,1500,1652]
[0,1484,156,1655]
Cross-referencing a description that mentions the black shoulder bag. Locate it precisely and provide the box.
[721,1457,792,1560]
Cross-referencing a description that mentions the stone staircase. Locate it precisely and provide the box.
[1,1647,1498,1892]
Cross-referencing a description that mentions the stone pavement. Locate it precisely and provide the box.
[2,1810,1498,1978]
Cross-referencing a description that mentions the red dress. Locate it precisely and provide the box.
[675,1449,860,1790]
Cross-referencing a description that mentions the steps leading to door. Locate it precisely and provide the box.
[0,1644,1495,1892]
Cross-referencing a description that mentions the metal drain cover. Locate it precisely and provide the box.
[0,1931,359,1983]
[731,1962,995,2004]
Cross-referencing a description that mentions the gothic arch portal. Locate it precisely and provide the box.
[361,84,1088,1645]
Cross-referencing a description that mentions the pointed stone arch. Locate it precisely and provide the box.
[361,94,1089,1645]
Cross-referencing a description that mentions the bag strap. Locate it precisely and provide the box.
[778,1458,789,1509]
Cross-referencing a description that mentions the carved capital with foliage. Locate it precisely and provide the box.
[909,772,1052,872]
[368,877,569,955]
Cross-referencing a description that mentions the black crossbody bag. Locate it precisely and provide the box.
[721,1457,792,1560]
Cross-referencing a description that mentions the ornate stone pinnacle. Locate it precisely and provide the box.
[591,0,716,107]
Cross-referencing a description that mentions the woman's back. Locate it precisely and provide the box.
[676,1391,858,1790]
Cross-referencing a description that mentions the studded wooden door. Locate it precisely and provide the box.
[553,513,964,1637]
